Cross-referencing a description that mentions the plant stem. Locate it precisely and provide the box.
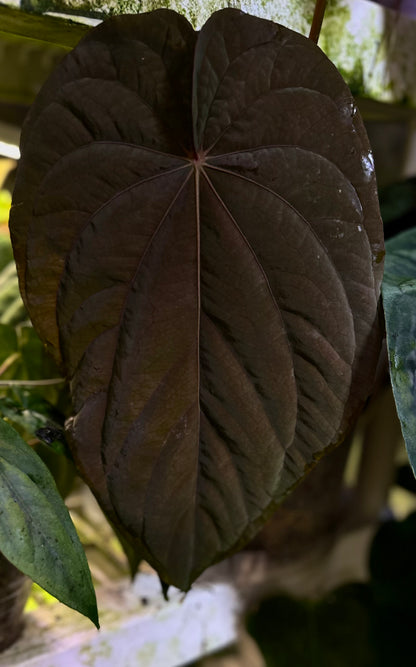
[309,0,327,44]
[0,378,65,387]
[0,352,20,377]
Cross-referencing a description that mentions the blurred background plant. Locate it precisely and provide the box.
[0,157,75,497]
[0,157,101,647]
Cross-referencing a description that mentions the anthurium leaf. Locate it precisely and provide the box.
[382,227,416,476]
[0,418,98,627]
[10,9,384,589]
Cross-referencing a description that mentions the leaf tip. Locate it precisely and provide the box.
[160,578,170,601]
[91,609,100,630]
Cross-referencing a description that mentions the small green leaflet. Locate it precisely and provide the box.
[0,418,99,627]
[382,227,416,477]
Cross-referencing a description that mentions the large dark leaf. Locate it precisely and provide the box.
[10,9,383,589]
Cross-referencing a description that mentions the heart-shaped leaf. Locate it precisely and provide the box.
[10,9,384,589]
[0,418,98,627]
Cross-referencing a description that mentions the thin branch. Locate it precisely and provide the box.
[309,0,327,44]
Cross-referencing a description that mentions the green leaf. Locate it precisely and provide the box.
[0,396,75,497]
[382,227,416,477]
[0,5,90,106]
[0,5,90,49]
[0,418,99,627]
[0,393,59,437]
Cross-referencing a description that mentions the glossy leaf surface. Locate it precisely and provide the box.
[382,227,416,476]
[10,9,383,588]
[0,418,98,626]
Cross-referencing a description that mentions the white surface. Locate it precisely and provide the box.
[0,574,239,667]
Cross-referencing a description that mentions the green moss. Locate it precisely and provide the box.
[20,0,108,19]
[319,0,353,73]
[339,60,365,97]
[15,0,316,32]
[5,0,416,106]
[319,0,416,106]
[79,640,113,666]
[107,0,141,15]
[136,642,157,665]
[251,0,315,36]
[320,0,383,99]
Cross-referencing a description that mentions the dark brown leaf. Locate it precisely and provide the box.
[10,8,383,589]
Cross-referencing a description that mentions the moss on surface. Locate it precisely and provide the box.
[9,0,316,31]
[320,0,416,107]
[1,1,416,108]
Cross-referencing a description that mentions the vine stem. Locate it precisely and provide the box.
[309,0,327,44]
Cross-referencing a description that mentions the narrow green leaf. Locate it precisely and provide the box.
[0,418,99,627]
[0,5,90,49]
[0,6,90,105]
[382,227,416,476]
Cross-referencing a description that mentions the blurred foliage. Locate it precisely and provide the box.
[379,177,416,239]
[395,463,416,495]
[247,513,416,666]
[0,190,11,225]
[0,5,89,106]
[369,512,416,666]
[25,582,60,612]
[0,207,75,496]
[0,261,26,325]
[246,585,374,667]
[0,234,14,276]
[244,176,416,667]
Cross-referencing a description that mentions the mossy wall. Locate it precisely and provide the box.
[2,0,416,107]
[320,0,416,106]
[6,0,316,33]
